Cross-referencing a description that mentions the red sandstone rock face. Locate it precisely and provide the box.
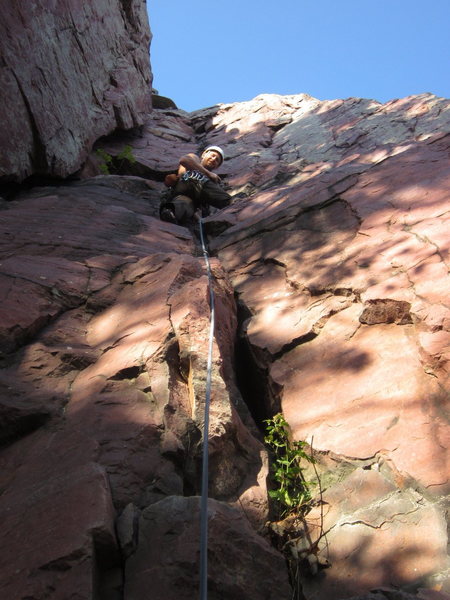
[1,92,450,599]
[203,93,450,598]
[0,175,268,598]
[124,496,291,600]
[0,1,152,181]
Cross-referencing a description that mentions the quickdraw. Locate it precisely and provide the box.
[181,170,210,184]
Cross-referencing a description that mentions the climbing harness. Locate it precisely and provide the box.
[198,216,215,600]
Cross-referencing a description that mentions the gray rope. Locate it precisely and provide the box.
[198,217,215,600]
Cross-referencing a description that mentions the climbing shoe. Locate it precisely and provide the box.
[160,207,177,224]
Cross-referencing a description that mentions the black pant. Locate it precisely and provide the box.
[164,178,232,224]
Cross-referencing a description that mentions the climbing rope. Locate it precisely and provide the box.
[198,216,215,600]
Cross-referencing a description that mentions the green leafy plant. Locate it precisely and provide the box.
[116,144,136,167]
[95,144,136,175]
[96,148,113,174]
[264,413,315,518]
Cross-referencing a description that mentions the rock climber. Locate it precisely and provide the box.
[160,146,232,225]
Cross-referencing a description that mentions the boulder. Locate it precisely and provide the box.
[124,496,291,600]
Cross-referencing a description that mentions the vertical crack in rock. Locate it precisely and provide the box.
[120,0,136,30]
[234,286,361,425]
[234,297,282,426]
[9,69,48,172]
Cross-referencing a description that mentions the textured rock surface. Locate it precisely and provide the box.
[0,1,152,182]
[203,93,450,598]
[0,175,268,598]
[93,107,198,176]
[1,92,449,599]
[124,496,291,600]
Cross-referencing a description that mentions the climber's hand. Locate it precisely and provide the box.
[209,172,221,184]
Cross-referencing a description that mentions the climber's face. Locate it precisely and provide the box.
[201,150,222,170]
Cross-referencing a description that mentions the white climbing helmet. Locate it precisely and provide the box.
[202,145,225,165]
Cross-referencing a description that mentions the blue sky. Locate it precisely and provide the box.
[147,1,450,112]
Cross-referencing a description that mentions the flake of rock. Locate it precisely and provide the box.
[162,255,269,521]
[116,503,140,559]
[359,299,412,325]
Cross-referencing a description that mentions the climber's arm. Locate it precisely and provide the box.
[178,153,221,183]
